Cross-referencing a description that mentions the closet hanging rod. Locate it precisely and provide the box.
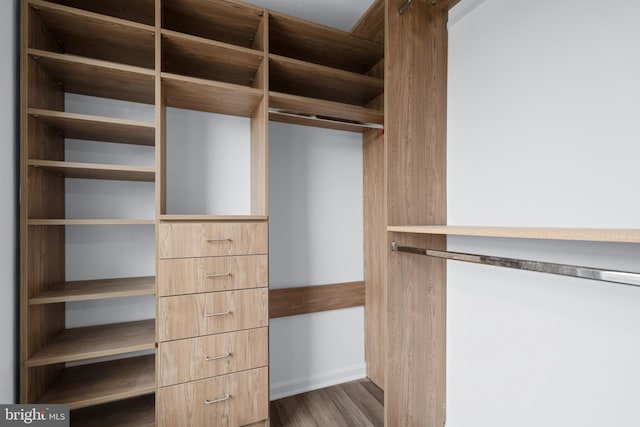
[390,241,640,288]
[398,0,414,14]
[268,108,384,129]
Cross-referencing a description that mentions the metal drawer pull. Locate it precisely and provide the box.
[205,238,231,243]
[205,352,231,361]
[204,395,230,405]
[204,310,232,318]
[205,272,231,278]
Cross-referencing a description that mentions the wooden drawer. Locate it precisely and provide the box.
[159,289,268,341]
[158,255,268,296]
[159,222,268,259]
[158,367,269,427]
[158,328,268,387]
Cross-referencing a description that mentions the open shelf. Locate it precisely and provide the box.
[162,29,263,87]
[29,49,155,105]
[269,54,384,106]
[30,276,155,305]
[387,225,640,243]
[41,0,155,25]
[162,72,264,116]
[269,11,383,73]
[28,160,155,182]
[71,394,155,427]
[26,319,155,367]
[162,0,265,50]
[27,219,155,225]
[269,92,384,133]
[28,0,155,69]
[37,355,155,410]
[159,215,269,222]
[28,109,155,146]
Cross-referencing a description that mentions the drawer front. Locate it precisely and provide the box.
[158,255,268,296]
[158,367,269,427]
[159,222,268,259]
[159,289,268,341]
[158,328,268,387]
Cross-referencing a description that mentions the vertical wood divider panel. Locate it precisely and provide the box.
[155,0,162,422]
[385,1,449,426]
[251,9,269,216]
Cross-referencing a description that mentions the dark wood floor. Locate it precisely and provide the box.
[270,379,384,427]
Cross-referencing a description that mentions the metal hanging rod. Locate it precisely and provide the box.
[398,0,414,14]
[390,241,640,288]
[269,108,383,130]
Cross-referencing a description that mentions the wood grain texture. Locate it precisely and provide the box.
[29,276,156,305]
[159,289,269,341]
[37,355,156,410]
[28,159,155,182]
[158,222,268,259]
[387,225,640,243]
[70,394,156,427]
[158,367,269,427]
[363,128,386,389]
[28,109,155,146]
[158,327,268,387]
[268,112,368,133]
[350,0,384,43]
[158,255,268,296]
[159,215,269,222]
[28,219,155,225]
[26,319,156,367]
[251,98,269,216]
[269,282,365,319]
[385,1,449,425]
[43,0,155,25]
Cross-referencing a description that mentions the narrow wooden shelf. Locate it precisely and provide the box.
[71,394,155,427]
[162,29,263,87]
[27,219,155,226]
[29,159,155,182]
[44,0,155,26]
[28,109,155,146]
[269,92,384,132]
[28,0,155,68]
[387,225,640,243]
[270,54,383,106]
[162,0,265,49]
[269,11,383,73]
[30,276,155,305]
[159,215,269,222]
[37,355,155,410]
[29,49,155,104]
[162,72,264,116]
[26,319,155,367]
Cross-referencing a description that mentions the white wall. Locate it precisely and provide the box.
[269,122,365,399]
[0,0,17,404]
[447,1,640,426]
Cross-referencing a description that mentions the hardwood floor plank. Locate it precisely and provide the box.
[357,378,384,406]
[338,381,384,426]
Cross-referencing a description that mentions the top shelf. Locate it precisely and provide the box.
[39,0,155,25]
[387,225,640,243]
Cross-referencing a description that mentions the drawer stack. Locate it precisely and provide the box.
[157,221,269,427]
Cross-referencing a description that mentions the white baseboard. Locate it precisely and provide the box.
[269,363,367,401]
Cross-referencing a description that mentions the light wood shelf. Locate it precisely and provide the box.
[162,29,263,87]
[269,92,384,132]
[27,219,155,226]
[42,0,154,25]
[269,11,383,73]
[162,72,264,116]
[28,109,155,146]
[387,225,640,243]
[159,214,269,222]
[30,276,155,305]
[70,394,155,427]
[269,54,383,106]
[37,355,155,410]
[26,319,155,367]
[28,0,155,68]
[28,159,155,182]
[28,49,155,104]
[162,0,265,49]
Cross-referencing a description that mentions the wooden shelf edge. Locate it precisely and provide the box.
[26,319,156,367]
[28,219,155,225]
[269,281,365,319]
[28,48,155,76]
[161,72,263,96]
[161,28,264,58]
[30,276,156,305]
[29,159,155,182]
[159,214,268,222]
[28,108,155,128]
[387,225,640,243]
[70,394,155,427]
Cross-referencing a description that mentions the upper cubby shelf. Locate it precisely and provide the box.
[161,30,264,87]
[39,0,155,25]
[28,160,155,182]
[387,225,640,243]
[29,50,155,105]
[28,0,155,69]
[162,0,266,51]
[269,54,383,106]
[269,11,383,74]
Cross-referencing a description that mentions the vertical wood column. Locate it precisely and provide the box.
[385,0,449,425]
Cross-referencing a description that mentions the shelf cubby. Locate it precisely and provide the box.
[37,355,155,410]
[27,219,155,225]
[30,276,156,305]
[161,29,264,87]
[28,159,155,182]
[40,0,155,25]
[28,0,155,69]
[70,394,155,427]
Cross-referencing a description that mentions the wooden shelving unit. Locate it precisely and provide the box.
[71,394,156,427]
[40,0,155,25]
[27,219,155,225]
[28,160,155,182]
[29,276,155,305]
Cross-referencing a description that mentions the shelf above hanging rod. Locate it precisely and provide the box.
[390,241,640,288]
[268,107,384,129]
